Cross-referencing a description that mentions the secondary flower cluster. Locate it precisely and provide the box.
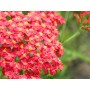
[74,11,90,31]
[0,11,65,79]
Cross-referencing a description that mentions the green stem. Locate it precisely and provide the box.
[60,11,69,37]
[63,31,80,44]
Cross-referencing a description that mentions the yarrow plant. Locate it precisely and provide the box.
[74,11,90,31]
[0,11,65,79]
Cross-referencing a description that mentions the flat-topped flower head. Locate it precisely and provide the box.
[0,11,65,79]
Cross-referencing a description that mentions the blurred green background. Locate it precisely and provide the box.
[0,11,90,79]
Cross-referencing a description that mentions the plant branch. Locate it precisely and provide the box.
[63,31,80,44]
[60,11,69,37]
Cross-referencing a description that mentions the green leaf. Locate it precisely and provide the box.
[19,69,25,75]
[61,48,90,63]
[22,11,29,15]
[36,48,40,53]
[40,40,44,44]
[22,40,28,44]
[6,27,10,31]
[28,52,34,57]
[6,16,12,20]
[15,56,20,62]
[0,44,2,47]
[53,66,68,79]
[40,69,53,79]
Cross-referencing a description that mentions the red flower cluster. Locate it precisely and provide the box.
[74,11,90,31]
[0,11,65,79]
